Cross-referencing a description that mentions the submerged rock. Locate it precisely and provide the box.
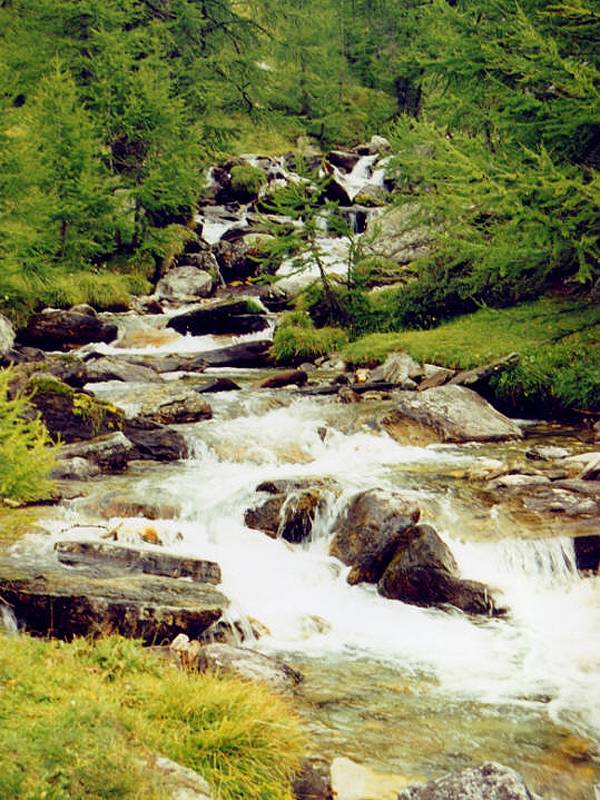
[256,369,308,389]
[396,761,538,800]
[95,491,181,520]
[201,643,303,690]
[17,308,118,350]
[386,386,523,444]
[329,489,420,584]
[0,562,227,642]
[55,540,222,584]
[139,389,212,425]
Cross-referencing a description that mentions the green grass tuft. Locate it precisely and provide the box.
[272,312,348,363]
[341,298,600,412]
[0,634,307,800]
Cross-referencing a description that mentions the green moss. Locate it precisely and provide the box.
[0,634,306,800]
[72,394,122,435]
[341,298,600,412]
[29,373,75,398]
[230,164,267,197]
[272,312,348,364]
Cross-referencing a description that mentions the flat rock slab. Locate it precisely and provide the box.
[202,643,303,691]
[55,540,222,584]
[397,761,538,800]
[387,386,523,443]
[0,562,227,642]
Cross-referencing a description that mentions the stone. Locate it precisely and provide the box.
[387,386,523,444]
[419,364,455,389]
[122,418,189,461]
[396,761,538,800]
[50,456,101,481]
[156,267,215,303]
[244,490,323,543]
[55,541,222,584]
[0,561,227,642]
[0,313,16,355]
[448,353,520,388]
[166,298,268,336]
[362,203,431,264]
[213,234,274,281]
[580,456,600,481]
[486,474,551,490]
[378,525,501,616]
[17,309,118,350]
[178,250,220,276]
[293,759,333,800]
[337,386,361,404]
[330,757,411,800]
[70,304,97,317]
[329,489,420,584]
[58,432,132,473]
[526,446,570,461]
[196,340,273,368]
[27,374,124,443]
[521,485,600,516]
[82,356,162,384]
[139,389,212,425]
[573,535,600,573]
[201,643,303,690]
[324,177,353,207]
[96,491,181,520]
[194,377,241,394]
[374,351,423,385]
[153,755,213,800]
[256,369,308,389]
[327,150,361,172]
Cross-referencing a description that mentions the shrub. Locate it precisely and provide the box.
[0,369,58,503]
[0,634,306,800]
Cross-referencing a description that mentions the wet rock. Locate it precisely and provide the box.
[418,364,455,391]
[114,326,181,351]
[166,298,268,336]
[378,524,501,616]
[70,303,97,317]
[0,344,46,368]
[362,203,431,264]
[331,757,411,800]
[201,643,303,690]
[17,308,118,350]
[327,150,361,172]
[580,456,600,481]
[96,491,181,520]
[448,353,520,389]
[50,456,101,481]
[487,474,551,490]
[256,369,308,389]
[256,477,338,495]
[153,755,213,800]
[194,377,241,394]
[58,432,133,473]
[139,389,212,425]
[244,496,283,537]
[27,374,124,443]
[0,313,16,355]
[156,267,214,303]
[131,295,164,315]
[573,535,600,573]
[55,540,222,584]
[197,339,273,368]
[214,235,272,281]
[178,249,220,275]
[324,177,353,207]
[337,386,361,404]
[526,446,570,461]
[0,561,227,642]
[329,489,420,584]
[293,760,333,800]
[387,386,523,444]
[371,351,423,385]
[245,490,324,543]
[82,356,162,384]
[122,418,189,461]
[521,485,600,516]
[396,761,538,800]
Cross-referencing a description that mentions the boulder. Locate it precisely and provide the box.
[417,364,455,391]
[327,150,361,172]
[448,353,520,389]
[573,535,600,573]
[27,374,124,443]
[386,386,523,444]
[17,309,118,350]
[396,761,538,800]
[256,369,308,389]
[153,755,213,800]
[378,525,501,616]
[178,250,220,275]
[245,490,323,544]
[166,298,268,336]
[96,491,181,520]
[69,303,97,317]
[487,474,551,491]
[55,540,222,584]
[139,389,212,425]
[0,313,15,355]
[526,446,570,461]
[197,340,273,368]
[371,351,423,386]
[214,235,270,281]
[58,432,133,473]
[201,643,303,690]
[122,418,189,461]
[362,203,431,264]
[195,377,241,394]
[82,356,162,384]
[50,456,101,481]
[329,489,420,584]
[0,562,227,642]
[155,267,214,303]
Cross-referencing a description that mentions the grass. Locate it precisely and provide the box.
[40,270,151,312]
[272,311,348,364]
[341,298,600,412]
[230,164,267,197]
[0,634,307,800]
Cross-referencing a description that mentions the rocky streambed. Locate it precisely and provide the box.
[1,139,600,799]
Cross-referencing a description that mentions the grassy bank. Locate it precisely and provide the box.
[0,634,306,800]
[340,298,599,414]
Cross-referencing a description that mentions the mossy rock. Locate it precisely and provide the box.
[229,164,267,201]
[27,373,124,443]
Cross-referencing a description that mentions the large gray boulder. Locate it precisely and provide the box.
[0,313,15,355]
[386,386,523,444]
[362,204,431,264]
[156,267,214,302]
[329,489,420,584]
[396,761,538,800]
